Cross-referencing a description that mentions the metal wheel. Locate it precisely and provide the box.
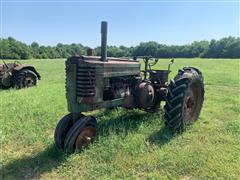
[183,82,201,124]
[64,116,97,153]
[24,76,35,87]
[75,126,96,150]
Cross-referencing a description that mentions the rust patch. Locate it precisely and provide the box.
[75,126,96,150]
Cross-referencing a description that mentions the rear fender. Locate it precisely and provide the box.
[13,66,41,80]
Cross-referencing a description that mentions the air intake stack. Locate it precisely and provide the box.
[101,21,108,61]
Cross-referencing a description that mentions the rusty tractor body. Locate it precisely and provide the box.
[55,22,205,153]
[0,61,41,89]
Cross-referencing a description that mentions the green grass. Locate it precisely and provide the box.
[0,58,239,179]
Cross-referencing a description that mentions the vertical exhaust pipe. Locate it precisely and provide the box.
[101,21,108,61]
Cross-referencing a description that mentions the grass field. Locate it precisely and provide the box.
[0,58,239,179]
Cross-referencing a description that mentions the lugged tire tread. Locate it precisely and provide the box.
[164,67,204,132]
[13,69,37,89]
[170,93,184,103]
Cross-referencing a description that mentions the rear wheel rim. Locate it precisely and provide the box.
[184,82,199,124]
[75,126,96,150]
[24,76,34,87]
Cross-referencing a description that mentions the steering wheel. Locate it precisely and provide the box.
[148,58,159,68]
[142,56,159,70]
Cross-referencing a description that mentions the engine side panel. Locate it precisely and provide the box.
[66,56,140,113]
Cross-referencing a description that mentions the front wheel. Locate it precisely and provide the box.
[54,114,73,149]
[64,116,97,153]
[164,67,204,132]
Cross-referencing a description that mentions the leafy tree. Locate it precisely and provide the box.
[133,41,158,57]
[0,36,239,59]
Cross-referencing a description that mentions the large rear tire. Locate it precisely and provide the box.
[13,69,37,89]
[164,67,204,132]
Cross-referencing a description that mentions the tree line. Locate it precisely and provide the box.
[0,36,239,59]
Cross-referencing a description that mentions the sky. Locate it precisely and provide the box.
[1,0,239,48]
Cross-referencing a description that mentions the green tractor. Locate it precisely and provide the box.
[0,61,41,89]
[54,22,205,153]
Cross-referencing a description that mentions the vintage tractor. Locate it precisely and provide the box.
[55,22,204,153]
[0,61,41,89]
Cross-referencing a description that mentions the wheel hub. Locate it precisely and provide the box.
[75,126,96,149]
[24,77,34,86]
[186,97,195,109]
[184,83,198,123]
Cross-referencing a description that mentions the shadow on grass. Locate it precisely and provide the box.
[0,87,10,92]
[1,109,175,179]
[98,108,177,146]
[97,109,151,136]
[148,126,175,146]
[1,144,66,179]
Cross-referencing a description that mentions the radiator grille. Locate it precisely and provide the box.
[76,66,96,97]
